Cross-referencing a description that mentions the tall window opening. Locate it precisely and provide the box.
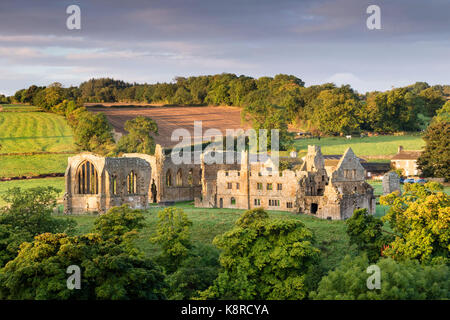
[166,169,172,187]
[176,169,183,186]
[111,175,118,195]
[76,161,98,194]
[127,171,137,194]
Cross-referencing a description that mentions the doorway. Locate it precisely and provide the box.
[151,179,157,203]
[311,203,318,214]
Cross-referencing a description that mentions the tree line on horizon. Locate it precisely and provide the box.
[6,74,450,135]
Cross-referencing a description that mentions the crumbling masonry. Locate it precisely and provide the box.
[64,145,375,220]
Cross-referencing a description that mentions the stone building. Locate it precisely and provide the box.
[391,145,422,177]
[65,144,375,220]
[123,144,202,205]
[196,145,376,220]
[64,153,151,214]
[382,171,401,195]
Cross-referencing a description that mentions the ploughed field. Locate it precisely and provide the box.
[88,105,250,147]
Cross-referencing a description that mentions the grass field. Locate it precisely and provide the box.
[0,154,73,178]
[293,135,424,157]
[0,104,42,112]
[63,201,358,272]
[0,177,65,206]
[0,111,74,153]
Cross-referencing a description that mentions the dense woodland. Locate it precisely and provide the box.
[6,74,450,135]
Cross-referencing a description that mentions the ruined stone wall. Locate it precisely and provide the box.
[64,153,150,214]
[125,146,202,204]
[382,171,401,195]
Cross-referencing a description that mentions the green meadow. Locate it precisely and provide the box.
[0,111,74,153]
[0,104,43,112]
[0,154,73,178]
[64,202,359,273]
[0,177,65,206]
[293,135,425,157]
[0,108,75,179]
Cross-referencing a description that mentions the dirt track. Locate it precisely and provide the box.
[88,105,250,147]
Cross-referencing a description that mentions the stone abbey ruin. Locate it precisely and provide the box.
[64,144,375,220]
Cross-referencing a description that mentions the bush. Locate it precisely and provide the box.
[310,254,449,300]
[200,208,321,300]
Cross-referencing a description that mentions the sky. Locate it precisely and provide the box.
[0,0,449,96]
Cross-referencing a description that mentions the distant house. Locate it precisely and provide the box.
[360,162,391,180]
[391,146,422,177]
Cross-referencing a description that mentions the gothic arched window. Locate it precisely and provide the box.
[111,174,118,195]
[176,169,183,186]
[127,171,138,194]
[166,169,172,187]
[76,161,98,194]
[187,169,193,186]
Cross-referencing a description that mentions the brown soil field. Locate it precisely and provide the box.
[88,104,250,147]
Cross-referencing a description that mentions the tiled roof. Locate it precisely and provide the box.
[391,150,422,160]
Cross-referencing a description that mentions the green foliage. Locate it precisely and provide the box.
[0,233,165,300]
[310,254,449,300]
[346,209,393,262]
[150,207,193,272]
[0,187,75,267]
[418,87,446,117]
[201,208,321,300]
[309,85,361,135]
[380,183,449,264]
[72,111,115,155]
[117,116,158,155]
[93,205,146,244]
[164,243,220,299]
[242,102,293,151]
[417,119,450,180]
[432,101,450,123]
[364,88,420,133]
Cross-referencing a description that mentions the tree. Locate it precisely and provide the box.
[242,101,293,151]
[380,182,449,264]
[364,88,419,132]
[309,85,361,135]
[0,232,165,300]
[93,205,146,244]
[164,243,220,299]
[432,101,450,124]
[0,187,75,267]
[346,209,393,262]
[417,116,450,180]
[200,208,320,300]
[150,207,193,272]
[310,254,449,300]
[73,111,115,155]
[117,116,158,155]
[417,102,450,180]
[419,87,446,117]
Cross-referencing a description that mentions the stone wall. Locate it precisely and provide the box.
[64,153,150,214]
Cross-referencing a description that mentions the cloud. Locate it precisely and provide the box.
[0,0,448,95]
